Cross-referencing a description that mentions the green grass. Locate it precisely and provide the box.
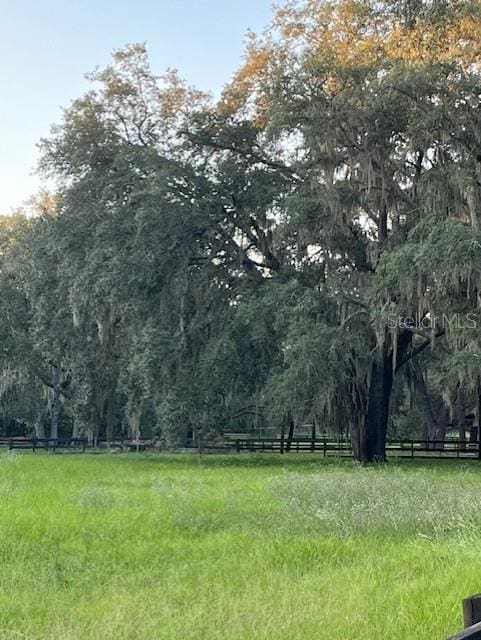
[0,452,479,639]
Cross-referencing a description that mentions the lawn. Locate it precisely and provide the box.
[0,452,479,639]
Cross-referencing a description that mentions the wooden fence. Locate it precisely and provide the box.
[449,594,481,639]
[226,437,481,459]
[0,437,87,452]
[1,435,480,459]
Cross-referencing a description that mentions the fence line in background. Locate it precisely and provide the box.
[1,435,480,459]
[224,437,481,459]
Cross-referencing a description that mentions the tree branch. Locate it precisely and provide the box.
[395,329,446,372]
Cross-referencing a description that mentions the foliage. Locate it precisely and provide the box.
[1,4,481,457]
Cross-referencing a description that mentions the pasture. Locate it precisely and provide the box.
[0,452,479,639]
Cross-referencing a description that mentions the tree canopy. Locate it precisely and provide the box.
[2,0,481,460]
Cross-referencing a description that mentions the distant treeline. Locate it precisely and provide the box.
[1,1,481,460]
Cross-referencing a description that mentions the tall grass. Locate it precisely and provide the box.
[271,466,481,537]
[0,452,478,639]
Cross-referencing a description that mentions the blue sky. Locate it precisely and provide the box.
[0,0,273,212]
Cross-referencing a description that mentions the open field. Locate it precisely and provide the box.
[0,453,481,639]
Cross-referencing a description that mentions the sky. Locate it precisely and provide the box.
[0,0,274,213]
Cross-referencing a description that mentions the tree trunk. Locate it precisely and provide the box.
[280,422,286,454]
[414,367,437,446]
[456,385,467,443]
[350,419,361,461]
[285,419,295,452]
[89,405,100,447]
[105,390,115,444]
[361,358,393,462]
[356,331,412,462]
[35,408,46,439]
[126,404,141,440]
[50,365,61,439]
[476,387,481,445]
[433,405,449,450]
[466,183,480,231]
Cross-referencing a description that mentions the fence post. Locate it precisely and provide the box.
[411,440,414,459]
[464,594,481,628]
[323,438,327,457]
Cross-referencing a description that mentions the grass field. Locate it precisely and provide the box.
[0,453,480,639]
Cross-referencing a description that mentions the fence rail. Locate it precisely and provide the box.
[449,595,481,639]
[225,436,481,459]
[0,437,87,452]
[0,435,480,459]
